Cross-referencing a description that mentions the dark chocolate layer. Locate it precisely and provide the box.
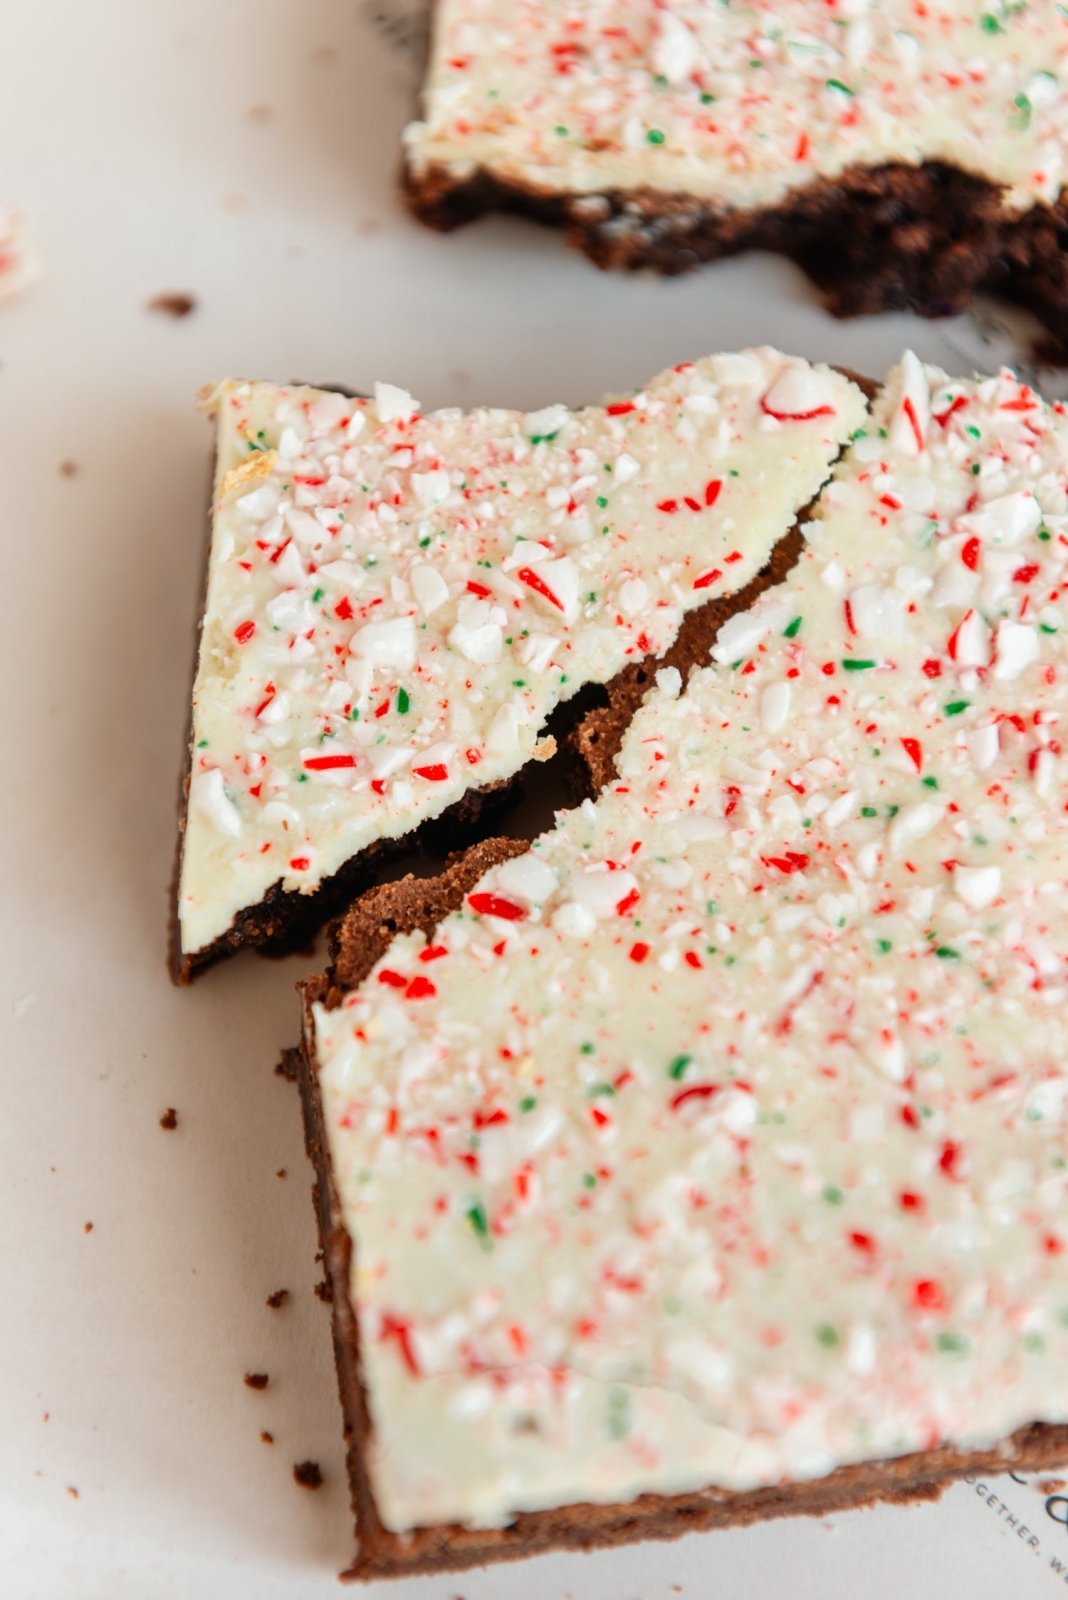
[406,158,1068,362]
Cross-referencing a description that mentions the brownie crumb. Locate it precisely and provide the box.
[276,1168,287,1179]
[314,1278,333,1303]
[159,1107,178,1131]
[147,290,196,318]
[244,1372,269,1391]
[293,1460,323,1490]
[83,1222,93,1234]
[266,1289,290,1309]
[275,1050,300,1082]
[58,459,79,478]
[261,1430,274,1444]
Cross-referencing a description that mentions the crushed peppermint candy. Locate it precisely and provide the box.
[312,354,1068,1535]
[178,354,861,959]
[406,2,1068,215]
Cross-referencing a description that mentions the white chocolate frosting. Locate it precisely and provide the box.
[312,355,1068,1534]
[406,0,1068,215]
[178,354,861,958]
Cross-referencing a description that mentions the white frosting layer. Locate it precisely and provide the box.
[406,0,1068,214]
[178,354,861,957]
[313,356,1068,1533]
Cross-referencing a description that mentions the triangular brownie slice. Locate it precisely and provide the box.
[174,353,862,977]
[299,353,1068,1577]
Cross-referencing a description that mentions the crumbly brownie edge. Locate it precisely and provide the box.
[297,893,1068,1582]
[404,157,1068,362]
[170,766,520,984]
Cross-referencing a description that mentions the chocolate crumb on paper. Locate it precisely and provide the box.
[293,1460,323,1490]
[243,1373,269,1391]
[275,1050,300,1082]
[58,460,79,478]
[159,1107,178,1131]
[266,1289,290,1309]
[146,291,196,318]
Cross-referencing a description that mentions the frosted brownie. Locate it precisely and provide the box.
[405,1,1068,355]
[300,354,1068,1577]
[172,353,862,978]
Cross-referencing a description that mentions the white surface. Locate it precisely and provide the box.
[1,2,1065,1596]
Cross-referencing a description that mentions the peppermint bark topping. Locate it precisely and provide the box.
[408,0,1068,215]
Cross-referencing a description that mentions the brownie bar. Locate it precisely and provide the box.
[404,2,1068,360]
[296,357,1068,1576]
[298,849,1068,1581]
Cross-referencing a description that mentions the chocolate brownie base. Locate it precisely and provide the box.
[297,854,1068,1582]
[406,159,1068,362]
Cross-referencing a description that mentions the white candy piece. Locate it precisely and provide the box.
[350,616,418,669]
[992,620,1039,681]
[495,854,558,905]
[190,768,242,838]
[524,403,570,440]
[374,382,418,424]
[953,865,1001,910]
[762,363,837,420]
